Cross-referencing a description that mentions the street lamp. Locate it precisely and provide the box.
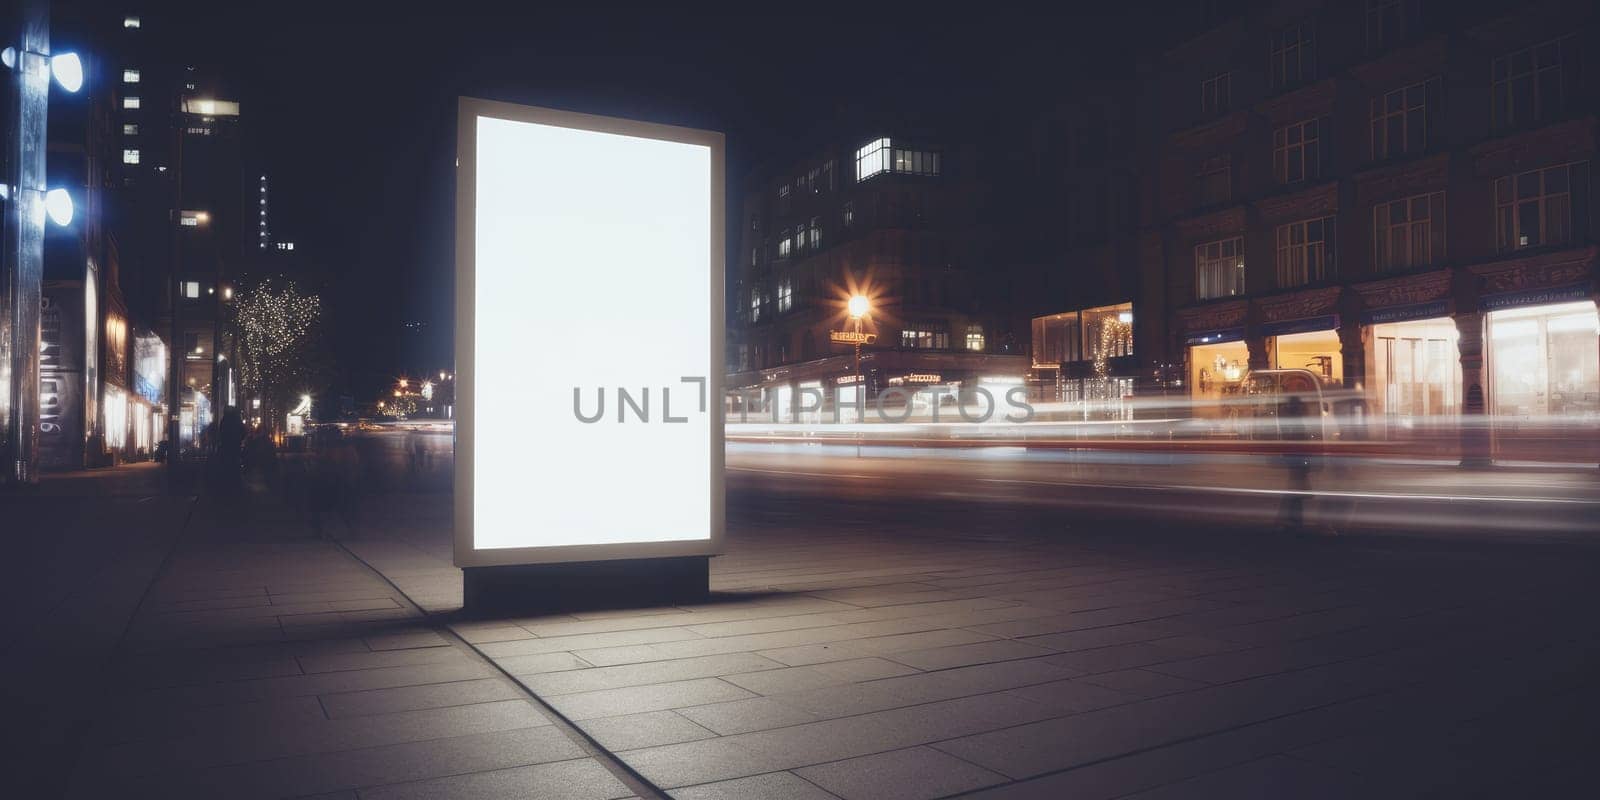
[848,294,870,458]
[43,187,73,225]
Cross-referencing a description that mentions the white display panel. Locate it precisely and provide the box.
[456,99,724,566]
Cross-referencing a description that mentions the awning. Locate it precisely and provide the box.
[1183,327,1245,346]
[1361,300,1449,325]
[1260,315,1338,337]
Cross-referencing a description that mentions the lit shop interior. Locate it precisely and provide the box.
[1367,317,1460,422]
[1486,300,1599,421]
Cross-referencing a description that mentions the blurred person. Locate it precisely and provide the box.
[1276,394,1314,533]
[212,407,246,494]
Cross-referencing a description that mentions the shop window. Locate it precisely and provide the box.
[1083,303,1135,361]
[1273,329,1342,382]
[1374,192,1445,272]
[1195,237,1245,300]
[1369,318,1460,419]
[1488,302,1599,419]
[1495,162,1588,252]
[1031,312,1082,365]
[1275,217,1336,287]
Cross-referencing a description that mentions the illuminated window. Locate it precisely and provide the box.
[124,16,141,28]
[807,217,821,250]
[900,322,949,350]
[122,149,140,164]
[966,325,986,351]
[749,287,762,322]
[842,201,854,227]
[856,138,939,182]
[1269,22,1315,90]
[1275,217,1337,287]
[1374,192,1445,272]
[1195,237,1245,300]
[1200,72,1230,116]
[749,245,758,267]
[1495,162,1588,252]
[122,69,140,83]
[777,278,792,312]
[1492,35,1577,132]
[807,167,819,193]
[122,123,139,135]
[1371,78,1439,161]
[1273,118,1324,184]
[123,96,141,109]
[182,281,200,299]
[777,234,791,259]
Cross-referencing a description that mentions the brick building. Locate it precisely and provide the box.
[1132,0,1597,458]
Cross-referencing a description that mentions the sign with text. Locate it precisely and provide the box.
[455,98,724,567]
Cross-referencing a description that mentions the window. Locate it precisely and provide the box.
[122,149,140,164]
[750,214,760,231]
[777,234,791,259]
[122,123,139,135]
[842,201,855,227]
[807,217,821,250]
[1492,35,1579,132]
[822,160,835,191]
[1374,192,1445,272]
[1495,162,1589,252]
[1269,22,1316,89]
[1370,78,1440,161]
[1366,0,1417,52]
[184,333,201,357]
[1275,217,1337,287]
[777,279,792,312]
[807,168,820,193]
[900,322,949,350]
[182,281,200,299]
[1194,155,1231,207]
[1273,118,1324,184]
[749,287,762,322]
[121,69,140,84]
[749,245,758,267]
[965,325,986,352]
[1200,72,1231,116]
[124,16,141,28]
[122,96,141,109]
[856,137,939,182]
[777,183,791,214]
[1195,238,1245,300]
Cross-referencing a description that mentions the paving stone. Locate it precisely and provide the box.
[677,696,823,736]
[318,678,525,718]
[577,710,718,751]
[796,746,1007,800]
[542,678,758,721]
[357,757,633,800]
[669,770,840,799]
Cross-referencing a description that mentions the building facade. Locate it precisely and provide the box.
[727,134,1027,421]
[1133,0,1597,459]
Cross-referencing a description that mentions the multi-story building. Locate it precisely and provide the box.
[727,133,1027,420]
[108,9,248,449]
[1134,0,1597,459]
[1003,92,1146,419]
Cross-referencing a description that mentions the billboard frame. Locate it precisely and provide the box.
[453,96,725,571]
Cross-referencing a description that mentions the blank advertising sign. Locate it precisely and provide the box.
[455,98,724,567]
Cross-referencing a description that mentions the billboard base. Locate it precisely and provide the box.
[461,556,709,616]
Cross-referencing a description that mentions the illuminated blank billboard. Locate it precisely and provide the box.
[455,98,724,567]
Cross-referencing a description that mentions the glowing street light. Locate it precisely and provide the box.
[848,294,870,320]
[50,52,84,93]
[43,188,74,225]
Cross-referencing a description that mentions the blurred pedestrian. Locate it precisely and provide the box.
[1276,394,1314,533]
[213,406,246,494]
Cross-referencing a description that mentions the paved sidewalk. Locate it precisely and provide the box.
[61,485,642,799]
[331,487,1600,799]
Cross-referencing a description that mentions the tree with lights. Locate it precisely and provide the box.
[232,276,332,434]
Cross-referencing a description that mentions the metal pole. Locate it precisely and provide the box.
[166,88,183,488]
[1,0,50,486]
[853,315,862,460]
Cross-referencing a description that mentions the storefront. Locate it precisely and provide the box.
[1186,328,1247,414]
[1485,296,1599,422]
[1362,300,1461,421]
[1265,317,1343,383]
[1030,302,1137,419]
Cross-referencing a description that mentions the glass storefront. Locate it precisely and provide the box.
[1270,329,1342,383]
[1190,340,1249,414]
[1487,301,1600,420]
[1367,318,1460,419]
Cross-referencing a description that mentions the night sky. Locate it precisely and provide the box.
[151,2,1168,403]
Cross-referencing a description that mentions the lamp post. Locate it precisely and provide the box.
[2,0,83,485]
[847,294,869,458]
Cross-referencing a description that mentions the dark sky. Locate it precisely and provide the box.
[148,1,1167,402]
